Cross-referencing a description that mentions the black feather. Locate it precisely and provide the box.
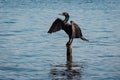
[48,18,64,33]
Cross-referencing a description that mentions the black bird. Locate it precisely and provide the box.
[48,12,89,45]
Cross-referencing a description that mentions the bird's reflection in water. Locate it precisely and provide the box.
[50,62,83,80]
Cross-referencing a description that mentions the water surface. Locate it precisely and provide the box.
[0,0,120,80]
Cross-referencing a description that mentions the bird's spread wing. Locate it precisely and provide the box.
[48,18,64,33]
[71,21,82,38]
[71,21,89,41]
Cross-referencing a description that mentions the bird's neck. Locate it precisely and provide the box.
[64,15,69,23]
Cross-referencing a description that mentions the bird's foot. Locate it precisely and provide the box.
[66,42,71,47]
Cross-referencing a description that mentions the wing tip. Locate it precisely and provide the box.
[47,31,52,33]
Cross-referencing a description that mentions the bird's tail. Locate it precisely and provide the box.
[81,36,89,42]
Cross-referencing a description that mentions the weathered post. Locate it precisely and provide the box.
[66,43,72,63]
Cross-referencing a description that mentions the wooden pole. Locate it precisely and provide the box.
[66,43,72,63]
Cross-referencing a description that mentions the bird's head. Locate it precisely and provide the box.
[59,12,69,17]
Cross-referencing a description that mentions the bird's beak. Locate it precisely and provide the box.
[58,13,63,16]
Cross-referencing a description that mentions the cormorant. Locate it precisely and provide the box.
[48,12,89,45]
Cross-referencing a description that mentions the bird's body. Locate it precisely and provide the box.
[48,12,89,45]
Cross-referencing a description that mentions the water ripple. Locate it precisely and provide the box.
[3,21,16,24]
[0,66,38,72]
[0,34,15,36]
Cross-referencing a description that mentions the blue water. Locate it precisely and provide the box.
[0,0,120,80]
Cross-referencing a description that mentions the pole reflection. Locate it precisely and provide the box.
[50,62,83,80]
